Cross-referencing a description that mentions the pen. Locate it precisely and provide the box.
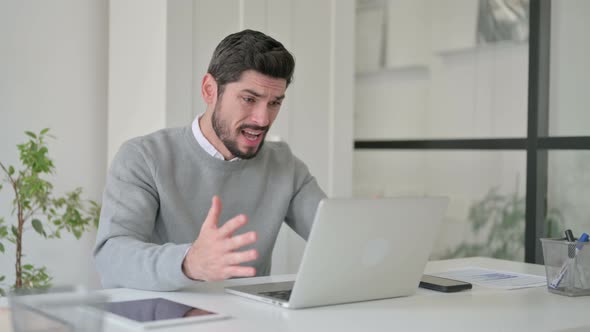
[564,229,575,242]
[565,229,576,258]
[549,232,589,289]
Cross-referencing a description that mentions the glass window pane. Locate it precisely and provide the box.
[354,0,528,139]
[549,0,590,136]
[354,150,526,261]
[547,151,590,236]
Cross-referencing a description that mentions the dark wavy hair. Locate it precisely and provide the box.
[207,29,295,95]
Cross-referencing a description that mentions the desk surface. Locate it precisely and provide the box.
[3,257,589,332]
[98,257,588,332]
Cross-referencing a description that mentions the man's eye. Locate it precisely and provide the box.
[243,97,255,103]
[270,101,282,107]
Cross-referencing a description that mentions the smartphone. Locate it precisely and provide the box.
[419,275,472,292]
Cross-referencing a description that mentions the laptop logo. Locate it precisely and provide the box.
[362,238,390,267]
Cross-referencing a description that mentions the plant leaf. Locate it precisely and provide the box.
[0,275,5,282]
[40,128,50,135]
[11,225,18,237]
[25,131,37,139]
[0,242,4,253]
[8,166,15,176]
[23,264,33,270]
[32,219,46,237]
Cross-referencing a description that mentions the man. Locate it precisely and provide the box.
[94,29,326,291]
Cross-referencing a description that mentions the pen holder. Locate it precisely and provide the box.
[540,238,590,297]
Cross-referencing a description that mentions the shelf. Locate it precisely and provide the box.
[434,40,528,57]
[355,64,429,80]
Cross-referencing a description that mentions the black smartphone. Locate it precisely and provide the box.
[419,275,472,292]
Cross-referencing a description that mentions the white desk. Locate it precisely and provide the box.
[99,257,589,332]
[4,257,590,331]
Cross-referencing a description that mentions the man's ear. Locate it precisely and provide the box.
[201,73,218,105]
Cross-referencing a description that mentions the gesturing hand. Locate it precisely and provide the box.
[182,196,259,281]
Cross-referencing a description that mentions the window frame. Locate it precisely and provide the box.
[353,0,590,264]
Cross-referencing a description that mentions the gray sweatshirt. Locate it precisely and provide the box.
[94,126,326,291]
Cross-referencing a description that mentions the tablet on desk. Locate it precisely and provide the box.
[101,297,228,330]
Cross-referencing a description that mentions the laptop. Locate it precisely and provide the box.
[225,197,449,309]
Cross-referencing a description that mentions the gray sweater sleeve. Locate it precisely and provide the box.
[94,141,195,291]
[284,156,327,240]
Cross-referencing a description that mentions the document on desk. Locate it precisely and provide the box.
[431,267,547,290]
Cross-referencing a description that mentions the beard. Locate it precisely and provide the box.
[211,103,268,160]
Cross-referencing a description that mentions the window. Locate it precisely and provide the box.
[354,0,590,263]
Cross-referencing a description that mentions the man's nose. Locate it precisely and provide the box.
[250,103,270,127]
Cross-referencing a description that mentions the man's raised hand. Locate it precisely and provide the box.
[182,196,258,281]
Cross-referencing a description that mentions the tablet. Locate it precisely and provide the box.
[100,297,228,330]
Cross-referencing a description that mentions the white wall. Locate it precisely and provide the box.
[108,0,168,163]
[166,0,195,129]
[108,0,197,163]
[0,0,108,288]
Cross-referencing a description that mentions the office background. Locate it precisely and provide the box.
[0,0,588,290]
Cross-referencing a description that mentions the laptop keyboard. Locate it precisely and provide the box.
[260,290,292,301]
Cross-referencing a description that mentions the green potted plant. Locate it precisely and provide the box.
[0,129,100,296]
[441,185,564,260]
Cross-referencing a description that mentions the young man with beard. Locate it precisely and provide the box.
[94,30,327,291]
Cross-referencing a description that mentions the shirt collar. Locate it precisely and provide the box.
[192,113,239,162]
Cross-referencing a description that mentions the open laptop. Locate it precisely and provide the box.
[225,197,449,309]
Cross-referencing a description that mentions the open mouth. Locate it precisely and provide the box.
[241,129,264,142]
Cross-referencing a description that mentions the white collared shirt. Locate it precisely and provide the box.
[191,113,239,162]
